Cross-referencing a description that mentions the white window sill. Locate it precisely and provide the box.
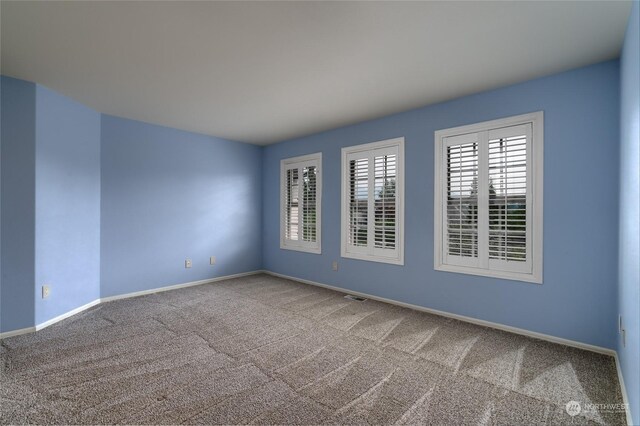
[434,263,542,284]
[342,251,404,266]
[280,243,321,254]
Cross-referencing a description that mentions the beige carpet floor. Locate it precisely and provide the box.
[0,273,626,425]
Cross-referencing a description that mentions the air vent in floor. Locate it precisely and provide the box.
[344,294,367,302]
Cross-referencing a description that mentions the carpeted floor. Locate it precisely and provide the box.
[0,273,626,425]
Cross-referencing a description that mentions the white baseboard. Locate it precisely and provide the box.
[614,352,634,426]
[35,298,102,331]
[100,270,261,303]
[0,270,262,340]
[264,270,616,357]
[0,326,37,339]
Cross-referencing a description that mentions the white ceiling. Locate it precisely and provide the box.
[1,1,632,145]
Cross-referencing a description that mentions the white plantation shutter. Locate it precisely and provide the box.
[487,124,532,273]
[302,165,318,243]
[281,154,322,253]
[342,138,404,265]
[435,113,542,283]
[285,168,299,241]
[349,157,369,249]
[442,125,532,273]
[374,153,397,250]
[444,133,479,267]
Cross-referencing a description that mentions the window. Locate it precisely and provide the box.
[434,112,543,283]
[341,138,404,265]
[280,153,322,253]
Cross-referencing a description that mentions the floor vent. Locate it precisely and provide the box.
[344,294,367,302]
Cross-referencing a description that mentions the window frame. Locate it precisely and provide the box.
[341,137,405,265]
[434,112,543,284]
[280,152,322,254]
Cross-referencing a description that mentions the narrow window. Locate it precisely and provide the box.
[342,138,404,265]
[435,113,543,283]
[281,153,322,253]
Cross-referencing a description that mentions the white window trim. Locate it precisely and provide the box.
[341,137,405,265]
[280,152,322,254]
[434,112,543,284]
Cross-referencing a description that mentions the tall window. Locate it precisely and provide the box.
[434,112,543,283]
[280,153,322,253]
[341,138,404,265]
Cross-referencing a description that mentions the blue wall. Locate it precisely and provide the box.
[0,77,36,333]
[100,116,262,297]
[1,80,263,330]
[618,1,639,421]
[0,78,102,332]
[263,60,621,349]
[34,85,101,325]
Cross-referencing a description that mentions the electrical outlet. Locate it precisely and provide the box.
[332,261,338,271]
[42,285,51,299]
[210,256,216,265]
[185,259,192,268]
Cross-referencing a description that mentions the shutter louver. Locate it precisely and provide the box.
[302,165,317,243]
[446,142,479,259]
[349,158,369,247]
[374,154,396,249]
[286,168,299,241]
[488,131,528,263]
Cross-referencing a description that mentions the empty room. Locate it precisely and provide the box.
[1,1,638,425]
